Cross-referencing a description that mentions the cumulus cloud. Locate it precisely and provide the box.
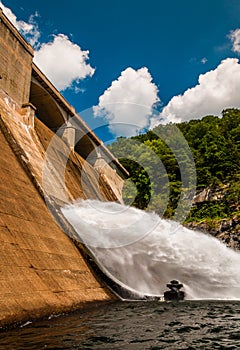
[150,58,240,127]
[94,67,159,136]
[34,34,95,91]
[0,1,40,46]
[229,28,240,54]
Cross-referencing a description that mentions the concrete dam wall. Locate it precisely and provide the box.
[0,8,128,327]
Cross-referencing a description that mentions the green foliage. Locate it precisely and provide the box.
[108,108,240,221]
[177,111,240,187]
[119,158,152,209]
[186,202,230,222]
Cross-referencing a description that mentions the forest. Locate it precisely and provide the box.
[108,108,240,224]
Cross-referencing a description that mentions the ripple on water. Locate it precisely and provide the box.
[1,301,240,349]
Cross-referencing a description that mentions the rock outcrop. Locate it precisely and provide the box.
[185,185,240,250]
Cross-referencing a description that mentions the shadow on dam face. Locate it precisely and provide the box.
[30,80,66,131]
[30,78,98,163]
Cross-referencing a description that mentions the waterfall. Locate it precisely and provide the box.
[62,199,240,300]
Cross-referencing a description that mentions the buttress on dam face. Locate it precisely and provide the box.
[0,7,129,327]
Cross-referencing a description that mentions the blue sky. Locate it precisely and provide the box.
[1,0,240,140]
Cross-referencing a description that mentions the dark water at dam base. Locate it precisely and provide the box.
[1,300,240,349]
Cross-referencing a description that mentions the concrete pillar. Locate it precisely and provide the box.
[60,121,76,150]
[21,102,36,128]
[94,151,107,172]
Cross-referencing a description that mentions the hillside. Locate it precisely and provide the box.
[108,108,240,249]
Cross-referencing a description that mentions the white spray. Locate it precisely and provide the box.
[62,199,240,300]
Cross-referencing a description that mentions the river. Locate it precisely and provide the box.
[1,300,240,349]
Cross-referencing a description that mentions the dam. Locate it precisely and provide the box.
[0,8,129,327]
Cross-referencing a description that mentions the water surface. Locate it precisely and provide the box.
[1,300,240,349]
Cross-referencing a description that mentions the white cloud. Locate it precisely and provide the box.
[151,58,240,127]
[0,1,40,46]
[201,57,207,64]
[229,28,240,54]
[34,34,95,91]
[94,67,159,136]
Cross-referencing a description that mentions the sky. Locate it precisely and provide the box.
[1,0,240,140]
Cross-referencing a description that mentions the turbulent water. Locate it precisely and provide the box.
[2,200,240,349]
[61,199,240,300]
[2,301,240,349]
